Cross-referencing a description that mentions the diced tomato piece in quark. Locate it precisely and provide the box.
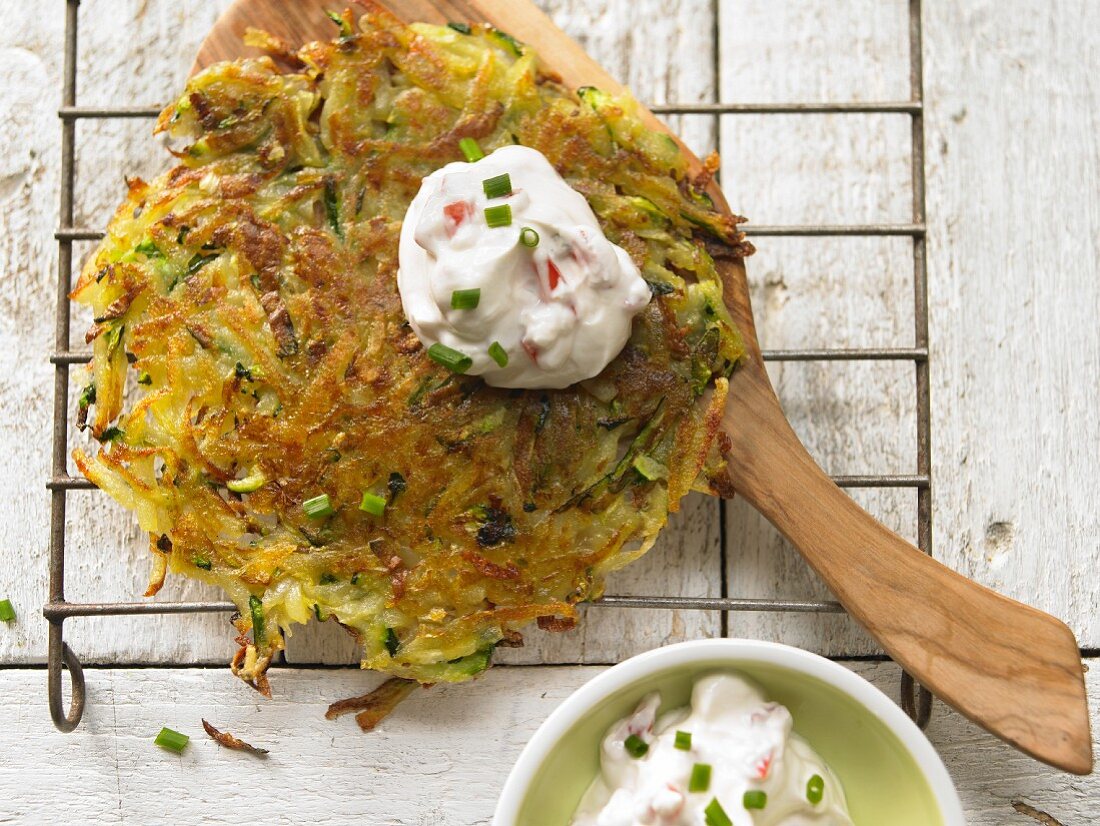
[443,201,472,236]
[547,259,563,290]
[755,753,773,780]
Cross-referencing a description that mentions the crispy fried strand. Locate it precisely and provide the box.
[325,678,420,732]
[202,719,270,757]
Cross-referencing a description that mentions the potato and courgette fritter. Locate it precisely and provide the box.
[72,8,751,692]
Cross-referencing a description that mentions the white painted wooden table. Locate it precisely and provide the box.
[2,1,1098,823]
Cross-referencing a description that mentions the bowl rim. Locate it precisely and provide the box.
[493,638,965,825]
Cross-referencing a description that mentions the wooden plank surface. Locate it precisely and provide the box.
[1,661,1096,825]
[921,0,1100,646]
[1,0,1098,818]
[717,0,1100,659]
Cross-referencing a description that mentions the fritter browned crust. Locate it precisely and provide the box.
[71,8,751,690]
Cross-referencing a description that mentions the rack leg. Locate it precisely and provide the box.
[47,620,85,733]
[900,670,933,729]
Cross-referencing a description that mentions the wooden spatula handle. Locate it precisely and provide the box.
[722,364,1093,774]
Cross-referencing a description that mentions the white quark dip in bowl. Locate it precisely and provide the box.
[571,674,852,826]
[494,640,964,826]
[397,145,651,389]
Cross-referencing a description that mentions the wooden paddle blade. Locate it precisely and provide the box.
[721,362,1093,775]
[195,1,624,98]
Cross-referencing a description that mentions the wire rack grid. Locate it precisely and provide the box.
[46,0,933,732]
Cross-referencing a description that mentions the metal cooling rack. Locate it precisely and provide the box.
[46,0,933,731]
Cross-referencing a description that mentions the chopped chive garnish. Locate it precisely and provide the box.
[632,454,666,481]
[458,136,484,161]
[519,226,539,247]
[484,204,512,228]
[384,627,400,656]
[450,288,481,310]
[313,602,326,621]
[704,798,732,826]
[623,733,649,758]
[154,727,189,753]
[427,342,473,373]
[227,472,265,493]
[350,572,361,585]
[447,21,472,35]
[359,492,386,516]
[249,595,265,643]
[0,599,15,623]
[303,493,333,518]
[488,341,509,368]
[743,790,767,810]
[806,774,825,804]
[482,172,512,199]
[689,763,712,793]
[319,572,339,584]
[193,557,212,571]
[136,371,152,386]
[674,730,692,750]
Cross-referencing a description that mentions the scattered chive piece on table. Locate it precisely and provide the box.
[482,172,512,199]
[484,204,512,228]
[806,774,825,804]
[703,798,733,826]
[488,341,509,368]
[689,763,712,793]
[303,493,333,518]
[427,342,473,374]
[519,226,539,247]
[249,594,265,643]
[450,288,481,310]
[674,730,692,750]
[359,492,387,516]
[623,733,649,758]
[154,727,189,753]
[458,136,483,161]
[0,599,14,623]
[743,790,767,810]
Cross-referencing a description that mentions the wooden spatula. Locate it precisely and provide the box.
[193,0,1093,774]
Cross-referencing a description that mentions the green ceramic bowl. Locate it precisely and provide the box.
[494,639,964,825]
